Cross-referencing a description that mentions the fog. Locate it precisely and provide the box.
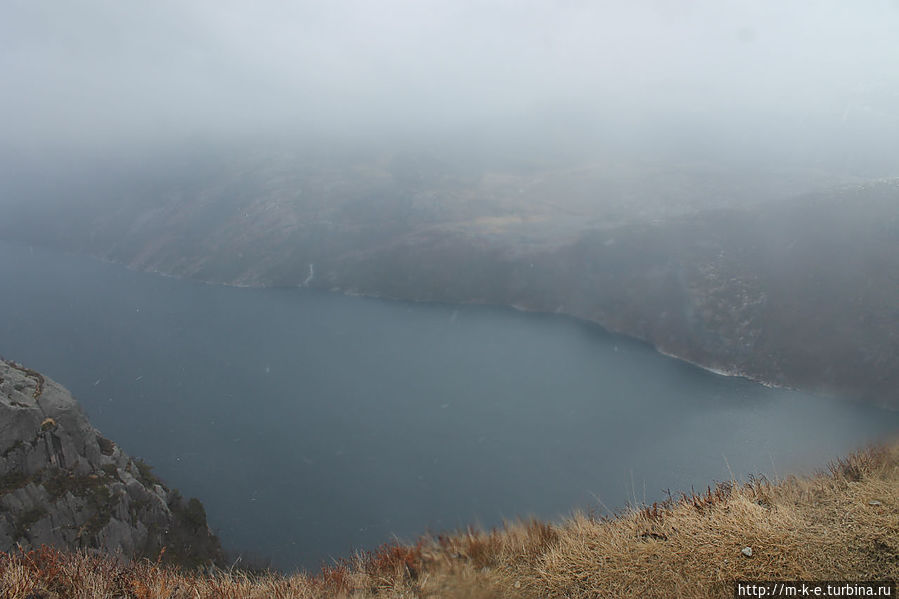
[2,1,899,572]
[3,0,899,170]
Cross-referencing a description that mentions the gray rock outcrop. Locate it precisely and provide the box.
[0,358,222,567]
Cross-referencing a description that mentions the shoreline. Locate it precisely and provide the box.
[0,236,880,407]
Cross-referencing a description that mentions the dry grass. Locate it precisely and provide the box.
[2,442,897,599]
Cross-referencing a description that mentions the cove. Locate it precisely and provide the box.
[0,239,896,571]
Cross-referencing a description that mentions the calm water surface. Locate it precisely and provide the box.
[0,240,896,570]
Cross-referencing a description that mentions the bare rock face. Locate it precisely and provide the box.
[0,359,222,567]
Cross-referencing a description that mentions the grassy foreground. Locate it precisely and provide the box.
[2,443,896,598]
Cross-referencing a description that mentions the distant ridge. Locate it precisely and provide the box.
[2,155,896,405]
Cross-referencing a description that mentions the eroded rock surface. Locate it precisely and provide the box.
[0,358,222,567]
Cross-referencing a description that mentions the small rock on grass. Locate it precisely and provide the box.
[868,500,882,506]
[741,547,753,558]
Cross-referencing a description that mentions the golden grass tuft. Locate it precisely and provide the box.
[2,442,896,598]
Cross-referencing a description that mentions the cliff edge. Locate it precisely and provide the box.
[0,358,222,567]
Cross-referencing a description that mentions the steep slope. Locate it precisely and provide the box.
[2,442,897,598]
[326,180,899,404]
[0,358,222,567]
[1,150,896,405]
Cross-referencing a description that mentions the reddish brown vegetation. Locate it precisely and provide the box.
[1,443,896,598]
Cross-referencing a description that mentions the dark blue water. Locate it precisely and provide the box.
[0,239,896,571]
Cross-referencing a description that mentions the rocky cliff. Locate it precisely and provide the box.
[0,358,223,567]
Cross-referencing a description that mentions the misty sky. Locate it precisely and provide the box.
[2,1,899,156]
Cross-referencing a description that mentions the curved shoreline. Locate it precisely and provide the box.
[2,238,889,409]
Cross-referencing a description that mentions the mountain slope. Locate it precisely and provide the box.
[2,152,897,404]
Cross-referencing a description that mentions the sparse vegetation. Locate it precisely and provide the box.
[134,458,162,488]
[11,507,47,542]
[96,435,116,456]
[0,470,29,496]
[42,470,115,501]
[1,442,896,598]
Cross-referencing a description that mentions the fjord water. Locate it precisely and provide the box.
[1,240,896,570]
